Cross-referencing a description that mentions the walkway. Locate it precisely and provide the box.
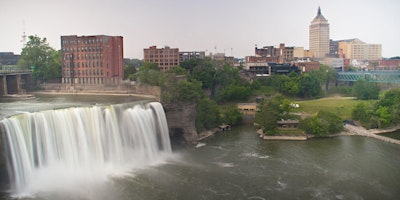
[337,71,400,83]
[344,124,400,145]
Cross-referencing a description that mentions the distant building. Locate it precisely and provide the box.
[269,63,300,75]
[0,52,20,66]
[179,51,205,62]
[309,7,330,59]
[208,53,235,66]
[293,47,305,58]
[377,59,400,70]
[295,61,320,73]
[254,43,294,63]
[337,38,382,61]
[324,57,344,71]
[246,56,279,63]
[61,35,124,85]
[329,39,339,56]
[243,62,270,76]
[143,46,179,71]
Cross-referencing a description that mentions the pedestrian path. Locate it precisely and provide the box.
[344,124,400,145]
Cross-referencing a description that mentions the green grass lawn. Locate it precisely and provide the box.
[294,97,370,119]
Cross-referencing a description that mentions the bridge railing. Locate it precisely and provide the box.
[0,69,33,74]
[337,70,400,83]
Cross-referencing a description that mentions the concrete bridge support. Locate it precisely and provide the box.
[0,73,31,96]
[6,75,21,94]
[0,76,7,95]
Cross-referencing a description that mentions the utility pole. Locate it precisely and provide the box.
[21,20,27,47]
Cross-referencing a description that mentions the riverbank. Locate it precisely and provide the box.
[0,94,35,101]
[344,124,400,145]
[255,124,400,145]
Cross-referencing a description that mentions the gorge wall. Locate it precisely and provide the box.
[163,102,198,144]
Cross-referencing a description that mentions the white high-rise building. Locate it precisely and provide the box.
[309,7,330,59]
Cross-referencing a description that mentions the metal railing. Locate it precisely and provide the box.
[337,71,400,83]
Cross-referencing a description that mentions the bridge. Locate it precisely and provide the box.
[337,70,400,83]
[0,69,32,96]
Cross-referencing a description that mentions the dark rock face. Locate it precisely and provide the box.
[163,102,198,144]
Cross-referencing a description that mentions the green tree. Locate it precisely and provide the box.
[196,98,220,132]
[298,73,322,98]
[352,79,380,100]
[375,106,391,128]
[136,62,164,86]
[44,50,62,81]
[18,35,61,83]
[319,65,338,92]
[166,66,187,75]
[377,89,400,124]
[215,84,250,103]
[300,110,343,136]
[351,102,373,125]
[220,105,243,126]
[124,61,138,80]
[317,110,344,134]
[300,116,327,136]
[255,95,292,134]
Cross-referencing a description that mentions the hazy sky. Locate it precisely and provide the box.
[1,0,399,59]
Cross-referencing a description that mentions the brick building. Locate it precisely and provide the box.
[254,43,294,63]
[144,46,179,71]
[295,61,320,73]
[61,35,124,85]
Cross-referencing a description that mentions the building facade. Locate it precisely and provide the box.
[143,46,179,71]
[61,35,124,85]
[338,38,382,61]
[179,51,205,63]
[0,52,20,66]
[309,7,330,59]
[254,43,294,63]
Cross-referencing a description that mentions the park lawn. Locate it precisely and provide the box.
[294,97,370,119]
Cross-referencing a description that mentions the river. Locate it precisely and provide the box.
[1,94,399,199]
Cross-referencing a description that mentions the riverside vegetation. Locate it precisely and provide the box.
[128,58,400,137]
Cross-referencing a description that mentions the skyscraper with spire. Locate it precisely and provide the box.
[309,7,330,59]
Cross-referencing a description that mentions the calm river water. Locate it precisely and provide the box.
[1,94,399,199]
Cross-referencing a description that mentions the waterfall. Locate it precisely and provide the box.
[0,102,172,196]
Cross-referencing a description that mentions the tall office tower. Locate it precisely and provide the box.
[61,35,124,85]
[309,7,330,59]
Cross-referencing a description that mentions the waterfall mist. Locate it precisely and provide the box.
[0,102,172,196]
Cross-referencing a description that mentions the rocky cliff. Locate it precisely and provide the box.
[163,102,198,144]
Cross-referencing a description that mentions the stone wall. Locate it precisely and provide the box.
[41,83,161,100]
[163,102,198,144]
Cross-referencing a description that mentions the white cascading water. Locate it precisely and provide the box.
[1,102,172,196]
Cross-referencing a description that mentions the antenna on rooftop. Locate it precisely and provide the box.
[21,19,27,47]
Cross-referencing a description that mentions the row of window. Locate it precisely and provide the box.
[63,69,104,76]
[63,53,104,60]
[159,63,179,66]
[146,55,178,58]
[62,38,103,45]
[146,59,179,63]
[62,46,103,53]
[62,61,104,68]
[63,77,104,84]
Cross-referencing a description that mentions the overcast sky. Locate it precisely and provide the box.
[1,0,399,59]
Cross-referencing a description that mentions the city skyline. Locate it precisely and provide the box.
[1,0,399,59]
